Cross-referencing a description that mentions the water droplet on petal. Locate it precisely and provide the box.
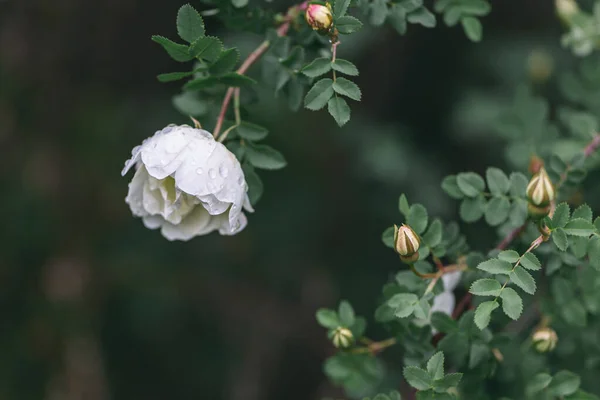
[196,168,203,174]
[237,176,244,185]
[161,159,168,165]
[208,169,217,179]
[219,165,229,178]
[162,126,173,134]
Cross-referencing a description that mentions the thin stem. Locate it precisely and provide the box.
[212,1,308,138]
[496,224,528,251]
[584,134,600,157]
[351,337,397,355]
[233,88,241,125]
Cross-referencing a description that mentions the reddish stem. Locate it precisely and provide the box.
[584,134,600,157]
[212,2,308,138]
[495,224,527,251]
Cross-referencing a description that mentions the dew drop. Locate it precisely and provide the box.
[196,168,203,174]
[162,126,174,134]
[237,176,244,185]
[208,169,217,179]
[160,159,168,165]
[219,165,229,178]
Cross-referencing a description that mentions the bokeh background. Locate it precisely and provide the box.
[0,0,589,399]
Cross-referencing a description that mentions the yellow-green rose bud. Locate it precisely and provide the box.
[526,167,555,207]
[532,327,558,353]
[394,224,421,263]
[331,327,354,348]
[305,3,333,33]
[556,0,579,23]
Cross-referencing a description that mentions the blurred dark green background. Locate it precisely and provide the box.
[0,0,574,399]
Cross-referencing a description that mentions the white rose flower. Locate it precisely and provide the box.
[121,124,253,241]
[431,271,463,317]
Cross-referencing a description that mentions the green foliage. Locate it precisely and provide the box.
[148,0,600,398]
[403,352,462,396]
[434,0,491,41]
[443,168,528,227]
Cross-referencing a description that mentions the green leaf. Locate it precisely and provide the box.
[246,144,287,170]
[172,91,207,116]
[407,204,428,235]
[511,266,536,294]
[399,194,410,216]
[484,196,510,226]
[564,218,596,237]
[474,300,499,330]
[369,0,388,26]
[553,203,571,228]
[498,250,520,263]
[388,293,419,318]
[470,279,502,296]
[316,308,339,329]
[441,175,464,199]
[331,59,359,76]
[548,371,581,396]
[336,15,364,34]
[334,0,351,18]
[328,96,351,127]
[434,373,462,390]
[461,16,482,42]
[456,172,485,197]
[469,342,490,368]
[553,228,569,251]
[151,36,194,62]
[382,226,395,248]
[236,122,268,141]
[231,0,249,8]
[190,36,223,62]
[550,154,568,174]
[460,195,485,222]
[416,390,454,400]
[242,163,263,205]
[588,236,600,270]
[477,258,512,274]
[183,76,219,90]
[427,352,444,380]
[157,70,197,82]
[219,73,256,87]
[509,172,529,197]
[521,253,541,271]
[460,0,491,16]
[423,219,443,247]
[430,312,458,333]
[572,204,593,222]
[301,58,332,78]
[209,48,239,75]
[333,77,362,101]
[527,373,553,394]
[486,167,510,195]
[177,4,205,43]
[403,366,433,390]
[407,7,436,27]
[500,288,522,320]
[388,4,407,34]
[338,300,355,327]
[304,79,334,110]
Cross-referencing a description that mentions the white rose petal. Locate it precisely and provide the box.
[122,125,253,240]
[441,271,462,292]
[431,291,456,317]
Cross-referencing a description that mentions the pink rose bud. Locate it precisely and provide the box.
[305,3,333,33]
